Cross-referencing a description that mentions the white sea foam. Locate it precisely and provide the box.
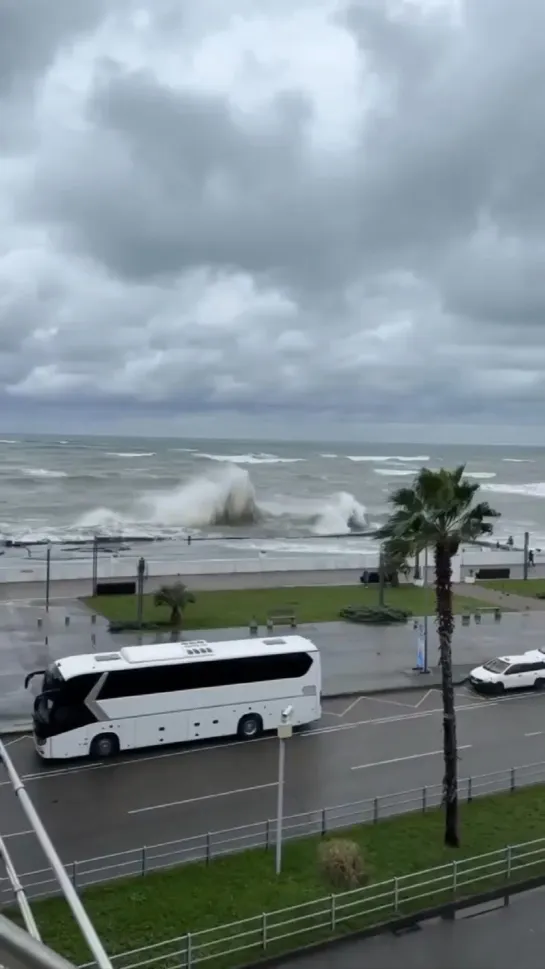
[72,464,367,539]
[0,439,17,444]
[483,482,545,498]
[20,468,68,479]
[320,453,338,458]
[502,458,535,463]
[347,455,430,463]
[463,471,497,480]
[106,452,156,458]
[373,468,417,477]
[197,452,304,465]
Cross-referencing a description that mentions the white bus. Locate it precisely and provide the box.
[25,635,322,760]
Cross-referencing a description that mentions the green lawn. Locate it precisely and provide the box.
[86,584,491,629]
[20,785,545,966]
[483,578,545,598]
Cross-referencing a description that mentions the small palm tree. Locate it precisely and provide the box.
[154,582,196,628]
[377,465,500,847]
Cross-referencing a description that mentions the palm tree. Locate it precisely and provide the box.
[377,465,500,847]
[154,582,196,628]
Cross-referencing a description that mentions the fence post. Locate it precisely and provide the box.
[262,912,267,950]
[467,776,472,803]
[321,808,327,836]
[506,844,512,880]
[331,894,336,931]
[266,819,270,850]
[141,846,146,876]
[393,877,399,913]
[187,932,192,969]
[510,767,516,792]
[422,787,427,813]
[373,797,379,823]
[452,860,458,895]
[72,860,78,890]
[206,832,211,864]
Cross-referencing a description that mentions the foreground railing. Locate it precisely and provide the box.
[76,838,545,969]
[2,758,545,904]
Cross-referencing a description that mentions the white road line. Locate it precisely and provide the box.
[356,694,419,710]
[128,782,277,815]
[413,689,437,709]
[525,731,543,737]
[2,736,31,747]
[2,830,34,840]
[0,690,533,788]
[351,744,472,771]
[337,696,364,718]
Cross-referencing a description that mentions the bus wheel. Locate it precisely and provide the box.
[237,714,263,740]
[90,733,119,759]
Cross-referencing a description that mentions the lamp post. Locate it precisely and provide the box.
[137,557,146,628]
[275,705,293,876]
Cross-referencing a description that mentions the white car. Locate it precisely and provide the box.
[470,649,545,694]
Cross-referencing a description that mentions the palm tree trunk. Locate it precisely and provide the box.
[434,542,459,847]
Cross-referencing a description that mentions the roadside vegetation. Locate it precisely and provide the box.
[20,784,545,965]
[87,583,492,629]
[483,577,545,598]
[377,465,500,846]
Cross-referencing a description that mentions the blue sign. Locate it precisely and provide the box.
[416,624,425,670]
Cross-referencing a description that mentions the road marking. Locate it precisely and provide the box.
[525,731,543,737]
[0,690,534,788]
[354,694,419,711]
[2,830,34,840]
[413,689,436,709]
[351,744,472,771]
[2,736,31,747]
[128,782,277,815]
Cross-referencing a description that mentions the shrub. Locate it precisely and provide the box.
[339,604,411,624]
[317,839,367,890]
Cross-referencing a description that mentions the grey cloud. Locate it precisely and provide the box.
[4,0,545,434]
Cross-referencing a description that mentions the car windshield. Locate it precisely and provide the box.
[483,659,510,674]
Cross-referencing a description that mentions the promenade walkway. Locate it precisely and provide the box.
[266,888,545,968]
[454,582,545,612]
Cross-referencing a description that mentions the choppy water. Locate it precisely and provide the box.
[0,435,543,557]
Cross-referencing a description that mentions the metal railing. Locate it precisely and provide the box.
[76,837,545,969]
[3,758,545,905]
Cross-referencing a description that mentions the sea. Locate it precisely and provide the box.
[0,435,543,565]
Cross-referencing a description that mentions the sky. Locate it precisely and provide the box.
[1,0,545,444]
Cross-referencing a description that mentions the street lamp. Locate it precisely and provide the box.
[136,557,146,628]
[275,705,293,876]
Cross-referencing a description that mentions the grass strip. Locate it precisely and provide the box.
[18,784,545,966]
[86,585,492,629]
[483,577,545,598]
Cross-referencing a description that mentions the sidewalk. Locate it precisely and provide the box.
[454,582,545,612]
[263,888,545,968]
[1,603,543,732]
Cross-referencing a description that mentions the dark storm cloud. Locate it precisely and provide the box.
[3,0,545,437]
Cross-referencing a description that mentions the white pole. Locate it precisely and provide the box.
[275,735,285,876]
[0,836,41,941]
[0,742,112,969]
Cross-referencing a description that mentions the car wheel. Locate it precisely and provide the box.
[495,682,505,694]
[535,678,545,690]
[237,714,263,739]
[90,733,119,758]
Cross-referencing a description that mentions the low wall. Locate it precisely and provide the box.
[0,544,536,584]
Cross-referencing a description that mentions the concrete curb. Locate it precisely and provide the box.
[323,674,469,700]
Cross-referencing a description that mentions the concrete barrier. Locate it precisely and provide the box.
[0,543,539,584]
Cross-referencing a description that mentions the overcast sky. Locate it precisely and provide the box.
[1,0,545,444]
